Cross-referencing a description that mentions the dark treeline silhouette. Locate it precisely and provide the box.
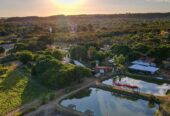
[4,12,170,23]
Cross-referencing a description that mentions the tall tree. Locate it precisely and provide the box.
[70,46,87,61]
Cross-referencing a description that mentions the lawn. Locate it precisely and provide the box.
[0,67,51,115]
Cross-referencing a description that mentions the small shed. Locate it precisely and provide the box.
[95,66,112,74]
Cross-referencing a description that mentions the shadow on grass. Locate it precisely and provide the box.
[0,68,51,115]
[0,70,24,91]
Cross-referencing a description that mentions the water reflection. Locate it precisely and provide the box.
[103,76,170,96]
[61,88,158,116]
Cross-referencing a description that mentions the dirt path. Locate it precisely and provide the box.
[8,78,95,116]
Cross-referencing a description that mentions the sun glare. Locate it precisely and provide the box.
[52,0,84,14]
[54,0,83,8]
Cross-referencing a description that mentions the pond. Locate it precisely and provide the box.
[60,88,158,116]
[102,76,170,96]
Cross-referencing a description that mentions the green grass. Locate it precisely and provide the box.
[0,67,51,115]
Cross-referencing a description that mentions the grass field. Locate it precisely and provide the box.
[0,67,51,115]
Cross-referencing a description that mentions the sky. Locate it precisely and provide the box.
[0,0,170,17]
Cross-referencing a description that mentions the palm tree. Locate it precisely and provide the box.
[113,54,126,74]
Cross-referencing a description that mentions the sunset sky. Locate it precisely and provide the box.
[0,0,170,17]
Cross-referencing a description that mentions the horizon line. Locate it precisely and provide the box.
[1,12,170,18]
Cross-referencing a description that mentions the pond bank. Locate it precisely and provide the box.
[124,72,170,84]
[20,73,170,116]
[93,83,160,104]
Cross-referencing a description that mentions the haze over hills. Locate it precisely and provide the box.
[2,12,170,22]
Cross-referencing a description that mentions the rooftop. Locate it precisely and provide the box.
[132,60,156,67]
[129,64,159,73]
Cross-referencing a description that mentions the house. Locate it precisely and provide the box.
[95,66,112,74]
[129,60,159,75]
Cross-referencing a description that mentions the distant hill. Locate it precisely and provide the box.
[3,13,170,23]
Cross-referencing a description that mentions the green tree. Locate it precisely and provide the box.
[13,43,27,52]
[74,66,92,81]
[87,46,96,60]
[27,41,40,52]
[70,46,87,61]
[148,45,170,61]
[111,44,131,56]
[17,51,33,64]
[0,47,5,54]
[37,35,53,46]
[95,51,106,62]
[52,50,64,60]
[32,58,91,88]
[133,43,149,54]
[127,51,141,62]
[113,54,126,74]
